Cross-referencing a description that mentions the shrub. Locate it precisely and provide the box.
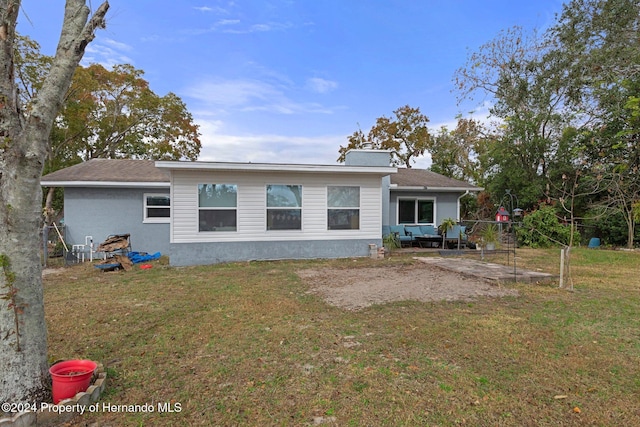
[517,205,580,248]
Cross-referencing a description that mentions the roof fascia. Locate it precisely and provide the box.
[155,161,397,175]
[40,181,170,188]
[390,185,484,192]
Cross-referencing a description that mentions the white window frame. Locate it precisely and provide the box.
[143,193,171,224]
[397,197,436,225]
[327,186,360,230]
[197,184,238,232]
[266,184,303,231]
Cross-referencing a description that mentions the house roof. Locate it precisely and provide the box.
[154,160,396,175]
[41,159,170,188]
[390,168,483,192]
[41,159,481,192]
[41,158,396,187]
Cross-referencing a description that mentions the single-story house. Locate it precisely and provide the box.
[41,149,481,266]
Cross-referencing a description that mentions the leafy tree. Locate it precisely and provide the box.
[29,60,200,223]
[547,0,640,248]
[14,35,52,107]
[431,117,494,186]
[517,204,579,248]
[338,105,431,168]
[455,26,575,210]
[0,0,109,404]
[54,63,201,163]
[14,38,201,222]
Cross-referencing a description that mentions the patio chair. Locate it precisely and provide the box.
[404,225,424,246]
[389,225,413,247]
[444,225,468,249]
[419,225,438,236]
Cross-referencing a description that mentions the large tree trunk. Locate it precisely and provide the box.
[0,0,109,405]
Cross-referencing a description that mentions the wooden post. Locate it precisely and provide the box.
[559,248,565,288]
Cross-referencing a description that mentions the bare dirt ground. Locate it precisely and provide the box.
[297,262,518,310]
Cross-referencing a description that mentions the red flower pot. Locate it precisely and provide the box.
[49,360,97,404]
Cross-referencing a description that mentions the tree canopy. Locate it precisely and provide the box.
[451,0,640,247]
[15,37,201,222]
[15,37,201,176]
[338,105,431,168]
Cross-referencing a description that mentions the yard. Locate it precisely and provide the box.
[43,248,640,426]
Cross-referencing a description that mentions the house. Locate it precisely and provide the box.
[40,159,172,256]
[390,168,480,226]
[41,150,481,266]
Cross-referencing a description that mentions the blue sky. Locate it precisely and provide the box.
[18,0,564,168]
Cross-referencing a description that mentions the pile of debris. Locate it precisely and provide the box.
[97,234,130,252]
[94,233,161,272]
[95,254,133,272]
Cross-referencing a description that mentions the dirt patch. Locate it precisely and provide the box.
[297,262,518,310]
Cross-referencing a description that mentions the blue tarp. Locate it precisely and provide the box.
[128,251,161,263]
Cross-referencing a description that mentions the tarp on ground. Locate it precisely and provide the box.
[128,251,161,264]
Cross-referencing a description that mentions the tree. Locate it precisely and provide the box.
[13,41,202,223]
[454,26,576,210]
[41,62,201,222]
[53,63,201,163]
[547,0,640,248]
[1,0,109,404]
[430,117,493,186]
[338,105,431,168]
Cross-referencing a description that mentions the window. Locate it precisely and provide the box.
[144,194,170,223]
[398,198,434,224]
[327,186,360,230]
[267,184,302,230]
[198,184,237,232]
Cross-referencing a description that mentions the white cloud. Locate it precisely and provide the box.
[184,78,339,115]
[185,18,293,35]
[194,6,214,12]
[82,39,134,67]
[102,38,133,52]
[186,79,278,107]
[195,116,346,164]
[217,19,241,26]
[306,77,338,94]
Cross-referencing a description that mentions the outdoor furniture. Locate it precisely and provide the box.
[404,225,423,245]
[411,225,441,247]
[414,235,442,248]
[389,225,413,247]
[419,225,438,236]
[444,225,468,249]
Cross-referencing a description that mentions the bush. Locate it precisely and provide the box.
[517,205,580,248]
[583,209,639,247]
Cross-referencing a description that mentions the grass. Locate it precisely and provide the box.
[43,248,640,426]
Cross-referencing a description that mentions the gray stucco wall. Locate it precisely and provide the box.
[169,238,382,266]
[64,187,170,255]
[389,191,462,225]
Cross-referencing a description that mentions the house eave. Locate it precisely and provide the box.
[390,184,484,192]
[155,161,397,175]
[41,181,170,188]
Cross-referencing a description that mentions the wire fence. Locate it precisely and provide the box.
[41,225,90,267]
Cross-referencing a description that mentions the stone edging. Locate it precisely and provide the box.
[0,363,107,427]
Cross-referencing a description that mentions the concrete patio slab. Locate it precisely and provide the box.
[414,256,556,284]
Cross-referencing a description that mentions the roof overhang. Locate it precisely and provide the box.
[155,161,397,175]
[390,184,484,192]
[40,181,169,188]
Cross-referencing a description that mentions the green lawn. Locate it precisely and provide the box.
[44,248,640,426]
